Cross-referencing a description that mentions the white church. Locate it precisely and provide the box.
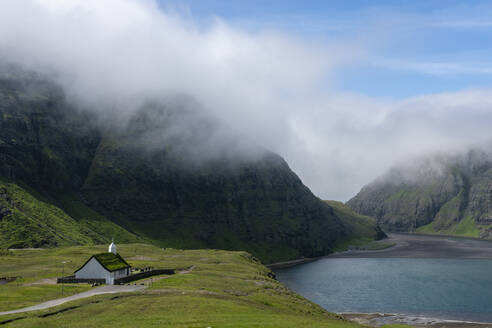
[74,241,131,285]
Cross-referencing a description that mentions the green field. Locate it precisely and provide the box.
[0,244,410,327]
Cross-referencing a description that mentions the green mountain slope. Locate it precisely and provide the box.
[325,200,386,245]
[347,150,492,239]
[0,179,140,249]
[0,63,384,262]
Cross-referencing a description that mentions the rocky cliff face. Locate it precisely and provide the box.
[0,68,101,191]
[347,150,492,239]
[0,63,384,262]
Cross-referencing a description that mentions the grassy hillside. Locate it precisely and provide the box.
[0,244,407,327]
[324,201,387,250]
[416,214,482,238]
[0,179,140,249]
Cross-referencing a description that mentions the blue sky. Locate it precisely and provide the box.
[158,0,492,99]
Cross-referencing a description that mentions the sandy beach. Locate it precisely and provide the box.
[329,233,492,259]
[269,233,492,270]
[342,312,492,327]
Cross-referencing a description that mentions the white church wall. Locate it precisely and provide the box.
[75,257,111,282]
[106,269,127,284]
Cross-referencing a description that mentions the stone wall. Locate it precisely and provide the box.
[114,269,175,284]
[57,275,105,284]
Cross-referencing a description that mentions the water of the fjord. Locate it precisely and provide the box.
[276,258,492,322]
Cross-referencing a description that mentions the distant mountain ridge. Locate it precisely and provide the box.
[0,63,384,262]
[347,150,492,239]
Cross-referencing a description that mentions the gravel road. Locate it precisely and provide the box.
[0,284,146,316]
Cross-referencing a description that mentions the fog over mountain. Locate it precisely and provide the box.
[2,0,492,200]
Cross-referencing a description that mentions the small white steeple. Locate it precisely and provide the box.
[108,238,117,254]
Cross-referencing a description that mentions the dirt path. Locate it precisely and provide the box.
[0,285,146,316]
[0,266,196,316]
[22,278,57,286]
[177,265,195,274]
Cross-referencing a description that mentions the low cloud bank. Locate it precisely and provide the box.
[1,0,491,200]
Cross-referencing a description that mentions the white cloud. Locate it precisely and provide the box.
[1,0,492,201]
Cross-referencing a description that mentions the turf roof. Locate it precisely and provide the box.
[75,252,130,273]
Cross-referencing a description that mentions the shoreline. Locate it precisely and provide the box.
[267,236,401,270]
[266,235,401,270]
[327,232,492,259]
[266,257,318,269]
[395,231,492,243]
[341,312,492,327]
[268,232,492,269]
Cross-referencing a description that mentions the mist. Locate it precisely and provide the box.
[369,144,492,189]
[1,0,492,201]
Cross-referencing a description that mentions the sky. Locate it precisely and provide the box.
[158,0,492,98]
[2,0,492,200]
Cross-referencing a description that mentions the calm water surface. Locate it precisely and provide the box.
[276,258,492,322]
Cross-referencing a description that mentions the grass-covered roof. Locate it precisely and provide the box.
[93,253,130,272]
[74,252,130,273]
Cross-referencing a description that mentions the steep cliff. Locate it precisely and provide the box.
[347,150,492,239]
[0,63,384,262]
